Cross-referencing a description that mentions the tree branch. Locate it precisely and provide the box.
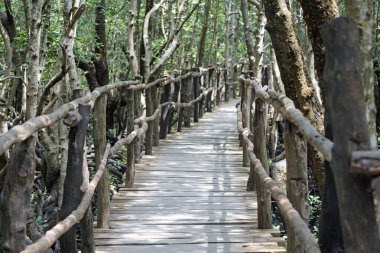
[143,0,165,80]
[248,0,261,10]
[0,17,12,98]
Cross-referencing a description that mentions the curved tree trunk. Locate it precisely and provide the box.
[263,0,325,194]
[344,0,377,149]
[296,1,342,251]
[197,0,212,66]
[240,0,255,71]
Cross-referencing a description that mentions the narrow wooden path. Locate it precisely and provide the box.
[94,100,286,253]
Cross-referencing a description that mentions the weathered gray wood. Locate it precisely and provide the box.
[80,205,95,253]
[134,76,143,163]
[321,17,380,252]
[80,145,95,253]
[193,68,201,122]
[177,73,185,132]
[95,244,286,253]
[60,103,91,253]
[206,68,214,112]
[199,72,206,118]
[94,94,110,229]
[168,71,180,134]
[252,97,271,229]
[351,151,380,176]
[0,137,37,252]
[94,100,284,253]
[145,84,155,155]
[126,87,135,187]
[216,69,222,106]
[159,77,172,139]
[284,121,309,253]
[95,224,276,233]
[152,84,160,147]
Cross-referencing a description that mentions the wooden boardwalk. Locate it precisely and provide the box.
[94,100,286,253]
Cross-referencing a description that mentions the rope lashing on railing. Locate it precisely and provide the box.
[0,80,141,156]
[236,109,321,253]
[240,77,333,162]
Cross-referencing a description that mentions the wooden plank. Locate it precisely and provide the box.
[114,192,255,198]
[95,243,286,253]
[94,100,285,253]
[94,225,277,234]
[94,229,282,237]
[94,237,284,246]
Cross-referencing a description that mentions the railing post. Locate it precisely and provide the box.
[199,70,205,118]
[232,65,238,98]
[321,17,380,252]
[145,76,155,155]
[284,120,309,252]
[206,67,214,112]
[224,68,229,102]
[159,75,172,139]
[93,91,111,229]
[239,79,246,149]
[240,77,251,167]
[177,71,184,132]
[252,87,272,229]
[193,68,201,122]
[184,71,192,128]
[153,81,160,147]
[60,93,91,252]
[216,69,221,106]
[80,145,95,253]
[125,78,136,187]
[168,71,180,134]
[134,76,143,163]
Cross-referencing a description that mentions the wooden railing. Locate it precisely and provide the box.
[0,65,234,253]
[237,76,322,253]
[237,57,380,253]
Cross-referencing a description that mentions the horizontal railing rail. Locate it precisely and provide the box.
[0,64,233,253]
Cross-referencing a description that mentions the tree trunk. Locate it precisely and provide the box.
[319,113,344,253]
[211,0,220,65]
[193,68,201,122]
[125,88,135,187]
[284,121,309,253]
[94,0,111,229]
[230,9,238,99]
[197,0,212,66]
[321,17,380,253]
[295,1,342,250]
[263,0,325,193]
[60,104,91,253]
[94,94,110,229]
[297,0,339,94]
[253,4,267,80]
[345,0,377,149]
[224,0,231,102]
[241,0,255,71]
[145,85,154,155]
[253,97,272,229]
[0,137,36,253]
